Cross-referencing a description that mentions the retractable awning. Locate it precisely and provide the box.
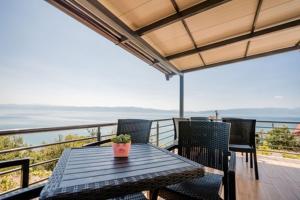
[48,0,300,78]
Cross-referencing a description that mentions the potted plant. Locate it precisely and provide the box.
[111,134,131,157]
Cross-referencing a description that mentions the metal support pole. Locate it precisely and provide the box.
[156,121,159,146]
[97,126,101,142]
[179,75,184,118]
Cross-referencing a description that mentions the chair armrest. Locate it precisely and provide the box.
[83,139,111,147]
[228,151,236,200]
[0,183,45,200]
[0,158,30,168]
[0,158,30,188]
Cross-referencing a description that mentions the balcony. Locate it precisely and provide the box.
[0,118,299,199]
[1,0,300,199]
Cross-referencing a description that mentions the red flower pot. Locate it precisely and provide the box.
[112,142,131,157]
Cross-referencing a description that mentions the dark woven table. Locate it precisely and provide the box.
[40,144,204,200]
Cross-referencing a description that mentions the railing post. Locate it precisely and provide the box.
[179,75,184,118]
[156,121,159,146]
[97,126,101,142]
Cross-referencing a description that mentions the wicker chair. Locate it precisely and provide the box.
[117,119,152,143]
[85,119,153,146]
[173,118,190,140]
[159,121,236,200]
[222,118,259,180]
[84,119,152,200]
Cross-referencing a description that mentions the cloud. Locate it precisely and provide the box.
[274,95,283,99]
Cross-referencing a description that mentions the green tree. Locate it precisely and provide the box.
[265,126,298,150]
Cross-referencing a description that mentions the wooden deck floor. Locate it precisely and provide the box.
[158,154,300,200]
[236,154,300,200]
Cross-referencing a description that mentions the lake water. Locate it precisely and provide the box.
[0,106,299,145]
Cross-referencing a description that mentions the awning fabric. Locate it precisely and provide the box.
[48,0,300,77]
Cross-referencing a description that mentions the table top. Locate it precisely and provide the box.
[40,144,204,200]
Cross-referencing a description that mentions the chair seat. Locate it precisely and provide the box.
[160,173,223,200]
[109,192,147,200]
[229,144,253,152]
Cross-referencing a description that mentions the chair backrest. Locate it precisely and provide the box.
[117,119,152,143]
[178,121,230,171]
[190,117,210,121]
[222,118,256,147]
[172,118,189,140]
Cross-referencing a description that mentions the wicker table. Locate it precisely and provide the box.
[40,144,204,200]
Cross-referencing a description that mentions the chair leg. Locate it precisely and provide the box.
[246,152,248,162]
[253,150,259,180]
[223,176,228,200]
[250,152,253,168]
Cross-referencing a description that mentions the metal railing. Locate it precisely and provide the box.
[255,120,300,155]
[1,117,300,194]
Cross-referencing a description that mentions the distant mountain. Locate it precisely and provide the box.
[0,104,177,113]
[192,108,300,118]
[0,104,299,118]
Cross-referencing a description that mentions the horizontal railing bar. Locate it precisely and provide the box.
[158,124,173,128]
[159,129,174,135]
[0,118,173,137]
[0,158,59,176]
[100,134,115,137]
[29,177,48,185]
[1,118,296,137]
[0,136,97,154]
[193,119,300,124]
[0,123,117,136]
[262,145,299,149]
[255,133,300,137]
[0,166,21,176]
[159,135,174,141]
[256,120,300,124]
[256,126,300,130]
[162,141,174,147]
[152,118,172,122]
[150,131,173,139]
[30,158,59,168]
[257,149,300,155]
[0,177,49,195]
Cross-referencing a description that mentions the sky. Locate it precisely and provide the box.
[0,1,299,111]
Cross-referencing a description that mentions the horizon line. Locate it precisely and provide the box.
[0,103,299,113]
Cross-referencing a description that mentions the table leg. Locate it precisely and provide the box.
[149,189,159,200]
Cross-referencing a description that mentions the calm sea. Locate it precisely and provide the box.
[0,106,299,145]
